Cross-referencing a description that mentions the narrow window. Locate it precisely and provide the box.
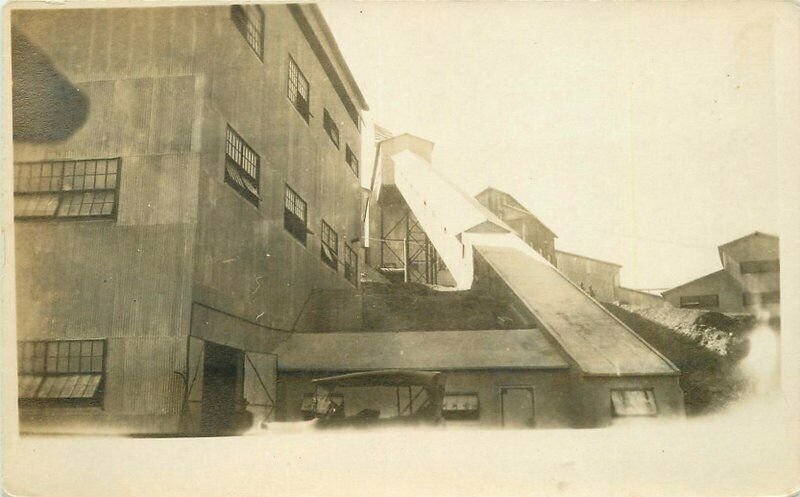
[230,5,264,61]
[679,294,719,309]
[323,109,340,148]
[345,145,359,177]
[224,125,260,206]
[740,260,780,274]
[14,159,120,220]
[344,243,358,286]
[611,389,658,417]
[284,185,307,245]
[320,220,339,271]
[17,339,107,407]
[287,57,310,122]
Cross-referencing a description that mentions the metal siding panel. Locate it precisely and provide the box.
[119,337,183,415]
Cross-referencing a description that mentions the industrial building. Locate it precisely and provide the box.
[554,250,621,302]
[662,232,780,318]
[475,187,664,306]
[12,5,684,435]
[475,187,558,266]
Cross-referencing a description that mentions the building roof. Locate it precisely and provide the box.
[475,245,679,376]
[475,187,558,238]
[661,269,741,297]
[273,328,570,372]
[390,148,514,236]
[717,231,779,264]
[555,250,623,268]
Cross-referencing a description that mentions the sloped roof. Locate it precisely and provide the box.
[555,250,622,268]
[475,245,679,376]
[391,150,513,235]
[274,329,569,372]
[475,187,559,238]
[661,269,742,297]
[717,231,779,264]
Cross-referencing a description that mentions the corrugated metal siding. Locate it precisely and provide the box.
[114,336,185,414]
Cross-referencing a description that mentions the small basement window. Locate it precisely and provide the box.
[230,4,264,61]
[345,145,359,177]
[344,243,358,286]
[14,158,120,220]
[611,389,657,417]
[287,56,310,122]
[442,393,480,420]
[17,339,106,406]
[679,294,719,309]
[284,185,307,245]
[323,110,340,148]
[320,220,339,271]
[224,125,260,206]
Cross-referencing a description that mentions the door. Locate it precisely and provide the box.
[500,386,535,428]
[201,342,245,435]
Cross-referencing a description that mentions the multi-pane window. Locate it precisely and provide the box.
[344,244,358,286]
[442,393,480,420]
[231,4,264,61]
[743,291,781,306]
[679,294,719,309]
[611,389,658,417]
[284,185,307,245]
[320,220,339,271]
[740,260,780,274]
[225,125,260,206]
[287,57,310,122]
[14,159,120,220]
[17,339,106,405]
[345,145,359,177]
[323,109,340,148]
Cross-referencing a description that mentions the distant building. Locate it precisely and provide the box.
[475,187,557,265]
[662,232,780,317]
[555,250,621,302]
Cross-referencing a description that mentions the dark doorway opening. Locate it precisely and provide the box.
[201,342,245,435]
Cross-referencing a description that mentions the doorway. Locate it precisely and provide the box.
[201,341,245,435]
[500,386,535,428]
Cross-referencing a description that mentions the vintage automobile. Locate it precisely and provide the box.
[256,369,445,432]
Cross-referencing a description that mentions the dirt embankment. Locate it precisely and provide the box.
[605,304,760,415]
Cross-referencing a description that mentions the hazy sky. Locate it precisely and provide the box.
[320,2,783,290]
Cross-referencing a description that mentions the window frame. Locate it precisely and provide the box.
[610,388,658,417]
[230,4,265,61]
[442,392,480,421]
[287,55,311,123]
[13,158,122,222]
[224,125,261,207]
[323,109,340,149]
[344,243,358,286]
[283,184,308,245]
[320,220,339,271]
[740,260,780,274]
[679,294,719,309]
[345,145,359,178]
[17,339,107,408]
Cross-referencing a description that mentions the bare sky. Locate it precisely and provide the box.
[321,1,783,290]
